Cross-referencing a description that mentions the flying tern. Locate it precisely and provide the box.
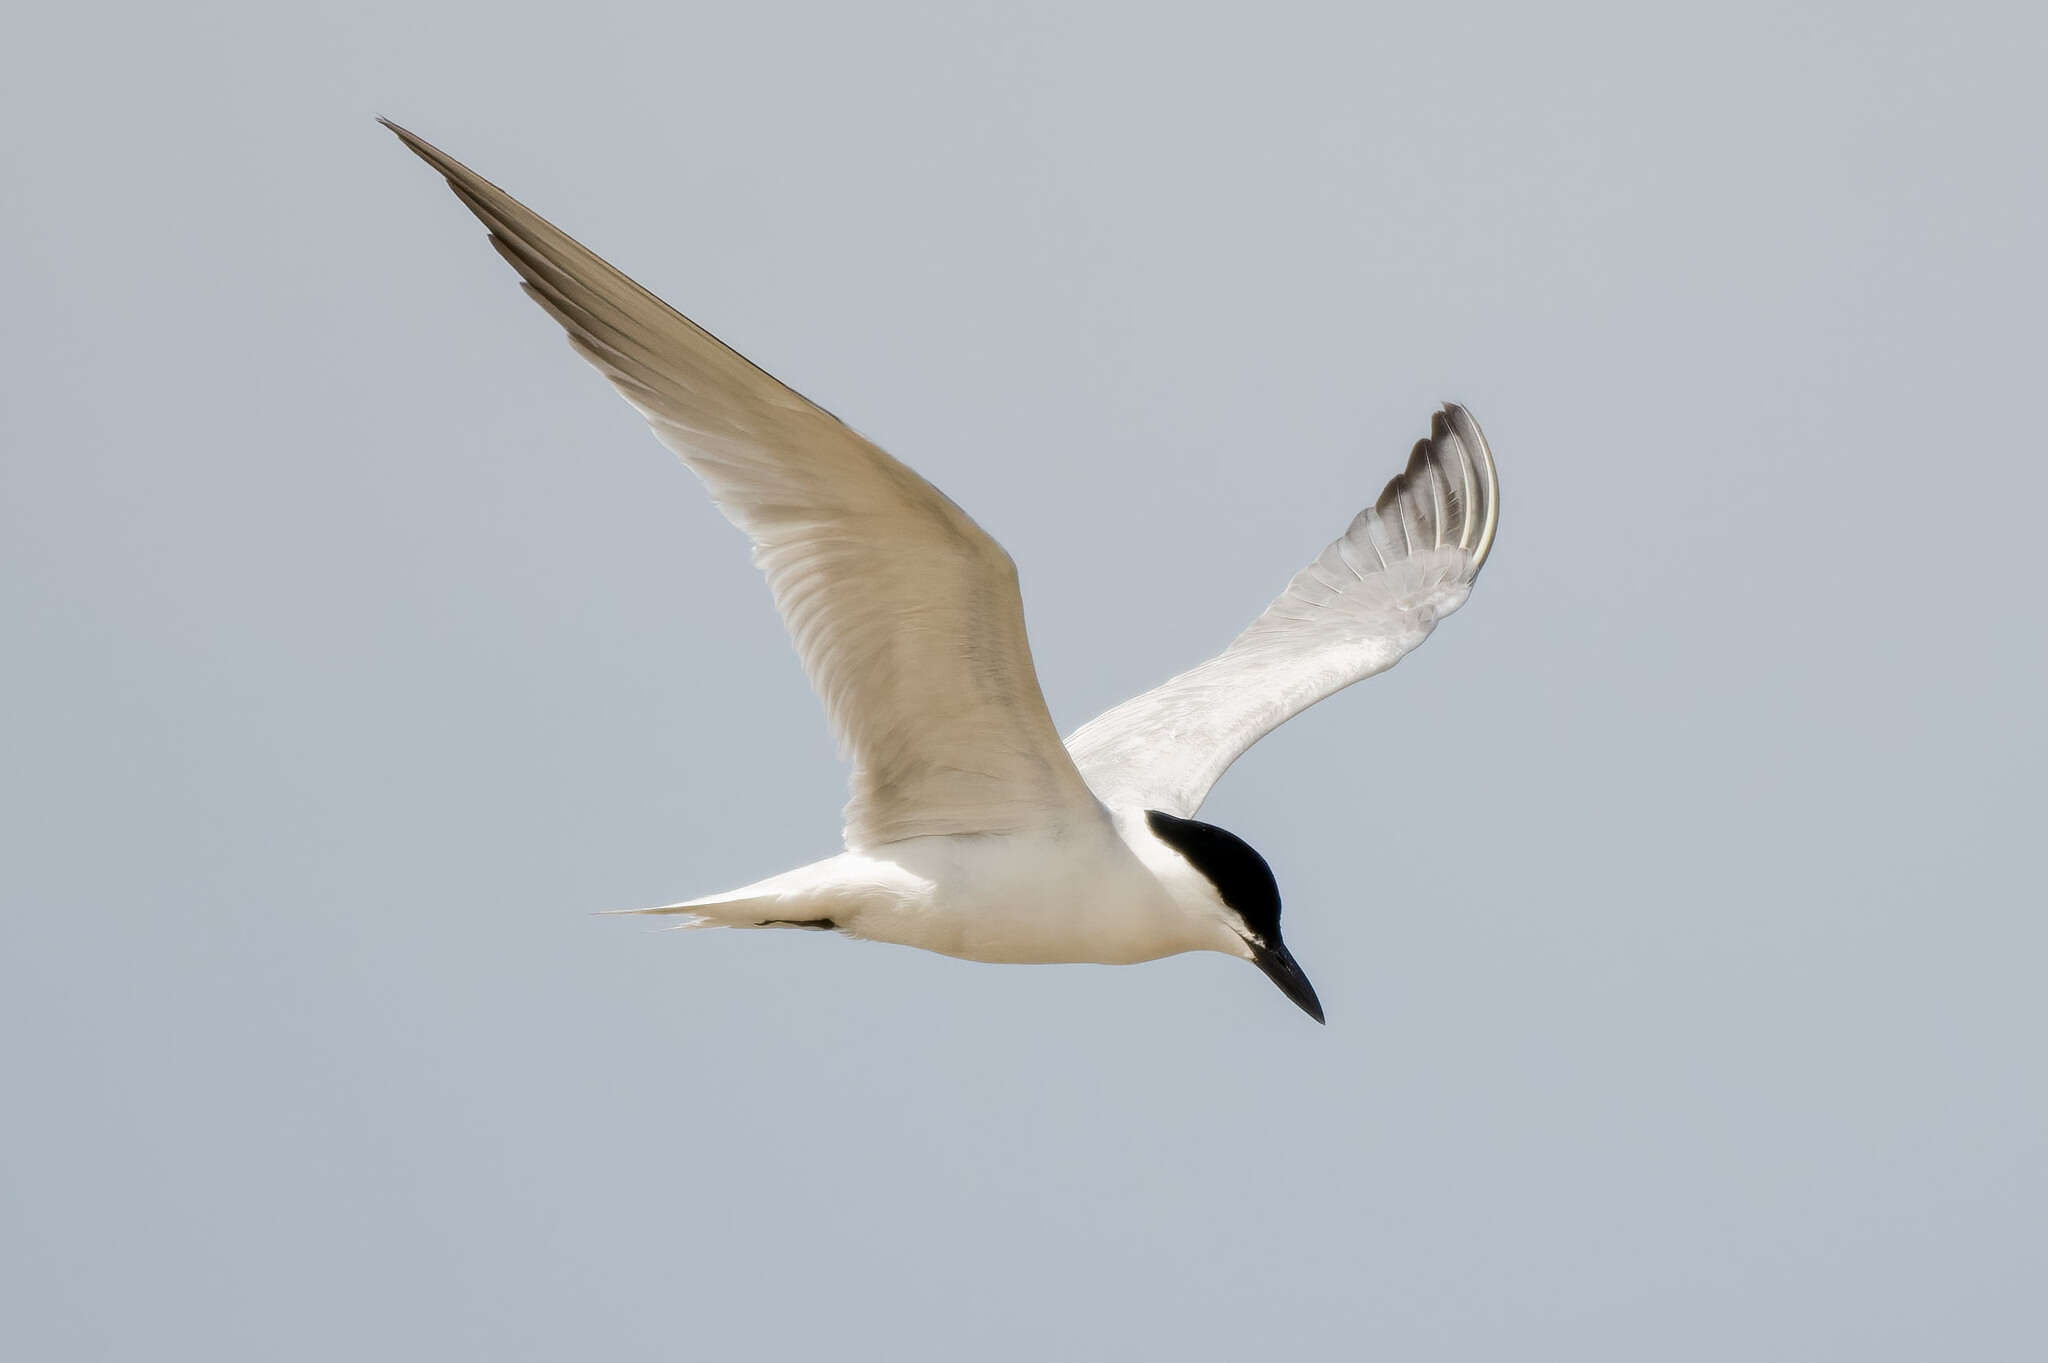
[383,121,1498,1022]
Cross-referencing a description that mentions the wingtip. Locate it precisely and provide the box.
[377,116,436,164]
[1439,403,1499,571]
[376,117,464,177]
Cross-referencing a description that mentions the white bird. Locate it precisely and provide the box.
[384,121,1498,1023]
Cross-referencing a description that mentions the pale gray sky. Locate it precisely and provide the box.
[5,2,2044,1358]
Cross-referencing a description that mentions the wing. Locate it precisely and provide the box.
[1066,404,1498,817]
[383,121,1101,848]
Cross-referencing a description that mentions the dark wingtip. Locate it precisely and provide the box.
[376,118,469,182]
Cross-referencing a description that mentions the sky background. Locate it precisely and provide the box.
[5,2,2044,1358]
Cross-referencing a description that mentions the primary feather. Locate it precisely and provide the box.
[381,120,1101,848]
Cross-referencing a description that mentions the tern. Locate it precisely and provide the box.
[384,121,1498,1023]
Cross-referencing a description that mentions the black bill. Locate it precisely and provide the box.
[1252,941,1325,1024]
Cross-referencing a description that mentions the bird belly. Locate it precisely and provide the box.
[829,829,1193,966]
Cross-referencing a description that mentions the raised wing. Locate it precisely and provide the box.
[383,121,1100,848]
[1066,404,1498,817]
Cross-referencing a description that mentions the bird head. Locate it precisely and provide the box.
[1144,809,1323,1024]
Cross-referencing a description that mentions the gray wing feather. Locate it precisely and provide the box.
[384,121,1100,847]
[1066,404,1498,817]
